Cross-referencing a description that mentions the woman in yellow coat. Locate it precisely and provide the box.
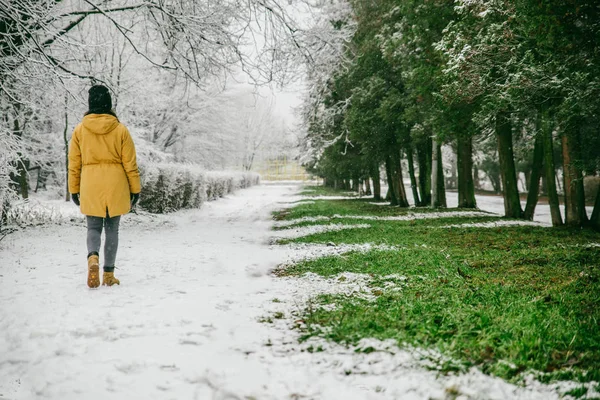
[68,85,141,288]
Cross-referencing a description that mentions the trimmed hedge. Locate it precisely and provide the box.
[138,163,260,213]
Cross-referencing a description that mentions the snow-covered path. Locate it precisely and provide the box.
[0,184,579,400]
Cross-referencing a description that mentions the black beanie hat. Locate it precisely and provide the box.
[88,85,112,114]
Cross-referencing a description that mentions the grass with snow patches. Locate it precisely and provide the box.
[274,187,600,391]
[273,198,495,221]
[298,186,361,197]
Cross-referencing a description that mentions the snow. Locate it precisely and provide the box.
[381,185,594,226]
[277,242,401,264]
[271,223,371,240]
[0,183,594,399]
[275,210,494,228]
[439,220,547,229]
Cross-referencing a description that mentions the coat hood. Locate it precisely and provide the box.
[82,114,119,135]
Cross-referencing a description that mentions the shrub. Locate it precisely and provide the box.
[138,162,260,213]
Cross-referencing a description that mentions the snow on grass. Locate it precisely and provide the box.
[271,223,371,240]
[278,272,387,302]
[439,220,549,229]
[278,200,316,206]
[265,270,594,400]
[275,242,401,265]
[301,195,373,201]
[274,210,495,228]
[581,243,600,248]
[274,215,331,227]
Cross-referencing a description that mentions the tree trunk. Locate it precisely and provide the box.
[11,116,29,199]
[523,132,544,220]
[63,95,70,201]
[372,164,381,201]
[572,125,588,224]
[385,156,398,206]
[543,119,563,226]
[431,139,439,208]
[591,185,600,229]
[449,156,457,190]
[523,170,531,193]
[352,178,360,193]
[496,111,522,218]
[436,141,447,208]
[406,145,421,206]
[473,165,480,190]
[562,133,582,226]
[457,135,476,208]
[540,170,548,195]
[416,138,432,205]
[364,178,372,196]
[575,166,588,224]
[394,151,409,207]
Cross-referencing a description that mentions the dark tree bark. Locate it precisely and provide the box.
[572,126,589,225]
[364,178,372,196]
[9,116,28,199]
[523,133,544,220]
[562,133,584,226]
[523,170,531,193]
[416,138,432,205]
[385,156,398,206]
[63,95,70,201]
[457,135,476,208]
[371,164,381,201]
[393,151,409,207]
[591,185,600,229]
[406,145,421,206]
[575,167,588,224]
[435,141,447,208]
[543,119,563,226]
[431,139,439,208]
[496,111,523,218]
[488,170,502,194]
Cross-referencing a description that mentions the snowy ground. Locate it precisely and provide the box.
[0,183,590,400]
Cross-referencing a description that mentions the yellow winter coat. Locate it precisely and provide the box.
[68,114,141,218]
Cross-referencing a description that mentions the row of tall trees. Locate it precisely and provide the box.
[301,0,600,228]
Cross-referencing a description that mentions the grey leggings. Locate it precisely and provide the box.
[86,215,121,267]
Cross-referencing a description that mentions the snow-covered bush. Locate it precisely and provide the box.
[139,163,260,213]
[4,199,84,227]
[138,163,206,213]
[205,171,260,201]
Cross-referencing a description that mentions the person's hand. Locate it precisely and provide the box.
[71,193,80,206]
[130,193,140,207]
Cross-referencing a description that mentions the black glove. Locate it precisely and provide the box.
[71,193,80,206]
[130,193,140,207]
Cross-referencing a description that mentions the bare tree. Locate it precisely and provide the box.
[1,0,345,203]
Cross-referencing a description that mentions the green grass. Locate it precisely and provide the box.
[273,197,488,221]
[299,185,361,197]
[274,186,600,386]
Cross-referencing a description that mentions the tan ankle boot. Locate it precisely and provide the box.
[102,271,120,286]
[87,254,100,288]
